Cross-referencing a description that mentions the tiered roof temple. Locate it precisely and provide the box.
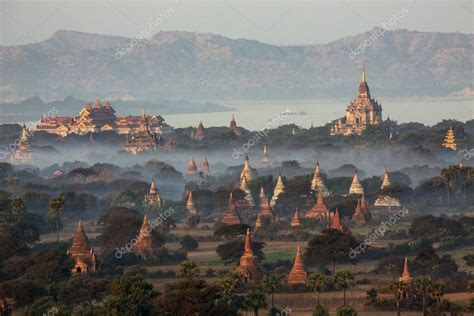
[329,209,344,232]
[240,153,254,183]
[305,192,331,222]
[123,112,159,154]
[374,169,401,207]
[222,193,241,225]
[442,126,457,150]
[270,174,285,207]
[287,246,308,284]
[240,175,255,207]
[330,66,383,136]
[186,157,198,177]
[144,179,162,208]
[351,199,367,225]
[36,98,172,136]
[311,161,329,197]
[349,170,364,195]
[134,215,154,259]
[68,221,96,273]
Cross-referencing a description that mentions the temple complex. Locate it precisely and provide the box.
[186,191,198,215]
[222,193,241,225]
[310,161,329,196]
[349,170,364,195]
[134,215,154,259]
[186,157,198,177]
[329,209,344,232]
[261,145,271,168]
[351,200,367,225]
[201,156,210,177]
[36,98,172,136]
[330,66,383,136]
[144,179,162,208]
[305,192,331,222]
[240,153,254,183]
[290,209,301,227]
[228,115,241,136]
[270,174,285,207]
[287,246,308,284]
[240,175,255,207]
[194,121,205,141]
[68,221,96,273]
[374,170,401,207]
[123,113,158,154]
[442,126,457,150]
[10,124,33,165]
[236,228,265,286]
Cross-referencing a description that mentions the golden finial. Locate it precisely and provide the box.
[361,65,366,82]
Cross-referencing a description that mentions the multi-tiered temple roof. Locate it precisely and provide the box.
[290,209,301,227]
[240,153,254,183]
[330,67,383,136]
[144,179,162,208]
[442,126,457,150]
[194,121,205,141]
[68,221,96,273]
[305,192,330,222]
[228,115,241,136]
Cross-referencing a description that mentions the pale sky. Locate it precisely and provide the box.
[0,0,472,46]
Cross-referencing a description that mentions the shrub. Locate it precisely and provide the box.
[180,235,199,251]
[336,305,358,316]
[313,304,330,316]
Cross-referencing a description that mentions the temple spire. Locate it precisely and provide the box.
[244,228,253,256]
[361,65,366,82]
[287,246,308,284]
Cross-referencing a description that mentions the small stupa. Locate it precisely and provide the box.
[202,156,210,177]
[144,179,162,207]
[186,157,198,177]
[310,161,329,196]
[194,121,205,141]
[290,209,301,227]
[259,186,267,204]
[134,215,154,259]
[10,124,33,165]
[186,191,198,215]
[222,193,241,225]
[305,192,330,222]
[236,228,265,286]
[399,257,411,283]
[261,145,271,168]
[351,200,366,225]
[259,197,274,219]
[240,153,254,183]
[240,175,255,207]
[374,169,401,207]
[270,174,285,207]
[349,170,364,195]
[329,208,344,232]
[287,246,308,284]
[228,115,241,136]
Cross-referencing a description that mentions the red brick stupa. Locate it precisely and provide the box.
[236,228,264,286]
[351,200,366,225]
[305,192,330,222]
[287,246,308,284]
[68,221,96,273]
[186,191,198,216]
[228,115,241,136]
[134,215,154,259]
[201,156,210,177]
[222,193,241,225]
[290,209,301,227]
[186,157,198,177]
[329,208,344,232]
[194,121,205,141]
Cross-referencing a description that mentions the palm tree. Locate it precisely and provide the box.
[262,274,284,308]
[306,271,330,306]
[333,271,355,306]
[244,290,267,316]
[10,197,26,223]
[48,197,65,242]
[389,280,407,316]
[431,281,446,313]
[413,276,432,316]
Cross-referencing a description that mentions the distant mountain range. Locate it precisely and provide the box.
[0,28,472,102]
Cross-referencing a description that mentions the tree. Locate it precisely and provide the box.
[463,254,474,266]
[217,271,244,313]
[305,229,359,273]
[178,260,200,279]
[413,276,432,316]
[47,197,65,242]
[307,272,330,306]
[186,214,200,228]
[58,275,110,306]
[431,281,446,313]
[389,280,407,316]
[10,197,26,223]
[262,274,284,308]
[333,271,355,306]
[216,239,265,265]
[105,276,158,316]
[180,235,199,251]
[336,305,358,316]
[244,290,267,316]
[312,304,330,316]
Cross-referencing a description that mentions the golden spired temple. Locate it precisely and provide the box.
[68,221,96,273]
[270,174,285,207]
[331,66,383,136]
[240,153,254,183]
[144,179,162,208]
[349,170,364,195]
[287,246,308,284]
[374,169,401,207]
[442,126,457,150]
[186,191,198,215]
[10,124,33,165]
[237,228,264,286]
[311,161,329,196]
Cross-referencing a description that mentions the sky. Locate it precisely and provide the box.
[0,0,472,46]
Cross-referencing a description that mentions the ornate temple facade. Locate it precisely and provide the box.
[68,221,96,273]
[287,246,307,284]
[236,228,265,286]
[222,193,241,225]
[144,179,162,208]
[36,99,172,136]
[123,113,159,154]
[311,161,329,196]
[10,124,33,165]
[330,67,383,136]
[134,215,154,259]
[442,126,457,150]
